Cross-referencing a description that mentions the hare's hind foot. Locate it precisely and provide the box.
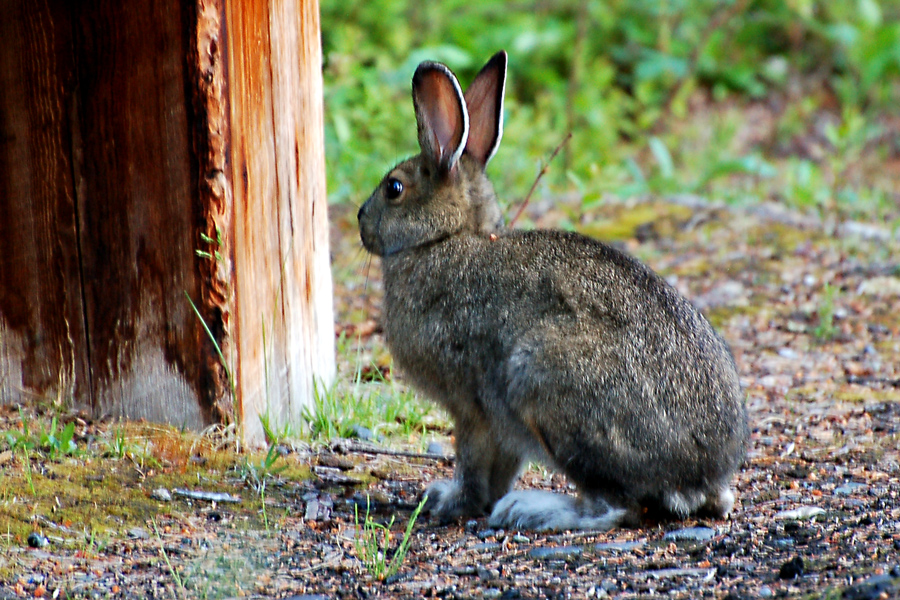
[701,486,735,518]
[488,491,627,532]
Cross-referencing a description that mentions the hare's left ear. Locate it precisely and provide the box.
[412,61,469,175]
[463,51,507,167]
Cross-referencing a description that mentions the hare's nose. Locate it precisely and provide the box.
[357,202,366,222]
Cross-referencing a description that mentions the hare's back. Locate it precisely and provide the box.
[492,229,704,332]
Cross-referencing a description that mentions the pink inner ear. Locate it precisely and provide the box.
[463,52,505,167]
[432,91,462,159]
[464,83,496,165]
[417,69,466,168]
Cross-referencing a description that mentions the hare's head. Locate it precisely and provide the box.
[358,52,508,257]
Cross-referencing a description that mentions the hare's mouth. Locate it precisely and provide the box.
[358,227,383,257]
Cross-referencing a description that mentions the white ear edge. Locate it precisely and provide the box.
[484,57,506,165]
[440,63,470,170]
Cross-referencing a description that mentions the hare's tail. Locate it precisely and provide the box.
[488,490,627,532]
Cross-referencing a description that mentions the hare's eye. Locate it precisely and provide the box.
[385,178,404,200]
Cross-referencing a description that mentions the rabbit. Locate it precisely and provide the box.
[357,51,749,531]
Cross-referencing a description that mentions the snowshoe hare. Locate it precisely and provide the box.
[358,51,749,531]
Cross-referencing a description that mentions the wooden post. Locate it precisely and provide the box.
[225,0,336,444]
[0,0,335,446]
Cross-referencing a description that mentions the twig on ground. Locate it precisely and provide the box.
[173,488,242,503]
[331,439,454,464]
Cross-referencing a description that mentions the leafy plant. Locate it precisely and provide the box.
[301,373,441,444]
[240,443,286,531]
[40,416,77,459]
[104,427,129,459]
[5,410,77,460]
[4,408,36,453]
[813,282,838,342]
[195,226,224,262]
[354,494,428,581]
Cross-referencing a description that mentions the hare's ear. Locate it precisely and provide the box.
[413,61,469,174]
[463,51,507,167]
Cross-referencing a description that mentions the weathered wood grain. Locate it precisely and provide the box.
[191,0,235,423]
[227,0,336,444]
[0,0,88,407]
[71,1,208,426]
[0,0,335,444]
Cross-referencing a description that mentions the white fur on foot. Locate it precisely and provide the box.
[706,487,735,518]
[488,491,625,532]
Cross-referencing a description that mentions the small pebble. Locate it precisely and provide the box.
[774,506,825,520]
[594,541,646,552]
[482,589,502,599]
[127,527,150,540]
[759,586,774,598]
[426,441,445,455]
[777,348,798,359]
[350,424,380,442]
[834,482,867,496]
[841,573,900,600]
[601,580,618,593]
[663,526,716,542]
[529,545,582,560]
[471,542,501,553]
[512,534,530,544]
[27,532,48,548]
[275,444,292,456]
[779,556,804,580]
[151,488,172,502]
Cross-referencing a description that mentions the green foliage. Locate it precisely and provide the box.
[321,0,899,221]
[40,417,77,459]
[103,427,129,459]
[195,227,224,262]
[151,518,188,597]
[239,442,287,531]
[814,282,838,342]
[354,494,428,581]
[302,370,440,445]
[4,410,77,460]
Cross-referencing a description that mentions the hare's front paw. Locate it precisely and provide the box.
[423,480,484,522]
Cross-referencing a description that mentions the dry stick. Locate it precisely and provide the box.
[331,439,454,464]
[508,132,573,228]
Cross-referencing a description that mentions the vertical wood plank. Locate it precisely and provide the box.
[269,0,336,437]
[0,0,89,406]
[227,0,290,443]
[227,0,335,445]
[72,1,208,425]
